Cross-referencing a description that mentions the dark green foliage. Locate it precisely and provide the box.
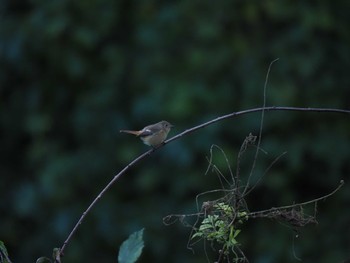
[1,1,350,262]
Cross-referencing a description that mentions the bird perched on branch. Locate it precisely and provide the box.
[120,120,173,147]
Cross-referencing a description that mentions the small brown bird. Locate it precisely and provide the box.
[120,120,174,147]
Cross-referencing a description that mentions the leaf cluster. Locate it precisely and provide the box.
[192,202,247,256]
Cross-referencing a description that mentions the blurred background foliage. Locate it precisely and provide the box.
[1,0,350,262]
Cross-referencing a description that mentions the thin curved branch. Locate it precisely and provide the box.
[166,106,350,145]
[59,149,155,256]
[59,106,350,257]
[249,180,344,218]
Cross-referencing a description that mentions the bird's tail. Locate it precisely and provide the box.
[120,130,141,136]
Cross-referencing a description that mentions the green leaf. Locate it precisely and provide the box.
[0,241,12,263]
[233,229,241,238]
[191,232,203,239]
[214,219,225,228]
[199,224,213,231]
[230,238,238,245]
[238,211,248,221]
[36,257,52,263]
[118,229,145,263]
[0,241,8,255]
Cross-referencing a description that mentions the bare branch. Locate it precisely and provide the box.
[59,149,155,255]
[249,180,344,218]
[166,106,350,146]
[59,107,350,256]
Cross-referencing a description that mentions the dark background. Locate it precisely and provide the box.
[1,1,350,262]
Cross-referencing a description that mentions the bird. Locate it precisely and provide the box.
[120,120,174,147]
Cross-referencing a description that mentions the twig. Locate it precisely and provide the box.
[249,180,344,218]
[59,107,350,257]
[244,58,279,196]
[243,151,287,197]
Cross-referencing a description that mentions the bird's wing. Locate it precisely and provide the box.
[138,128,153,137]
